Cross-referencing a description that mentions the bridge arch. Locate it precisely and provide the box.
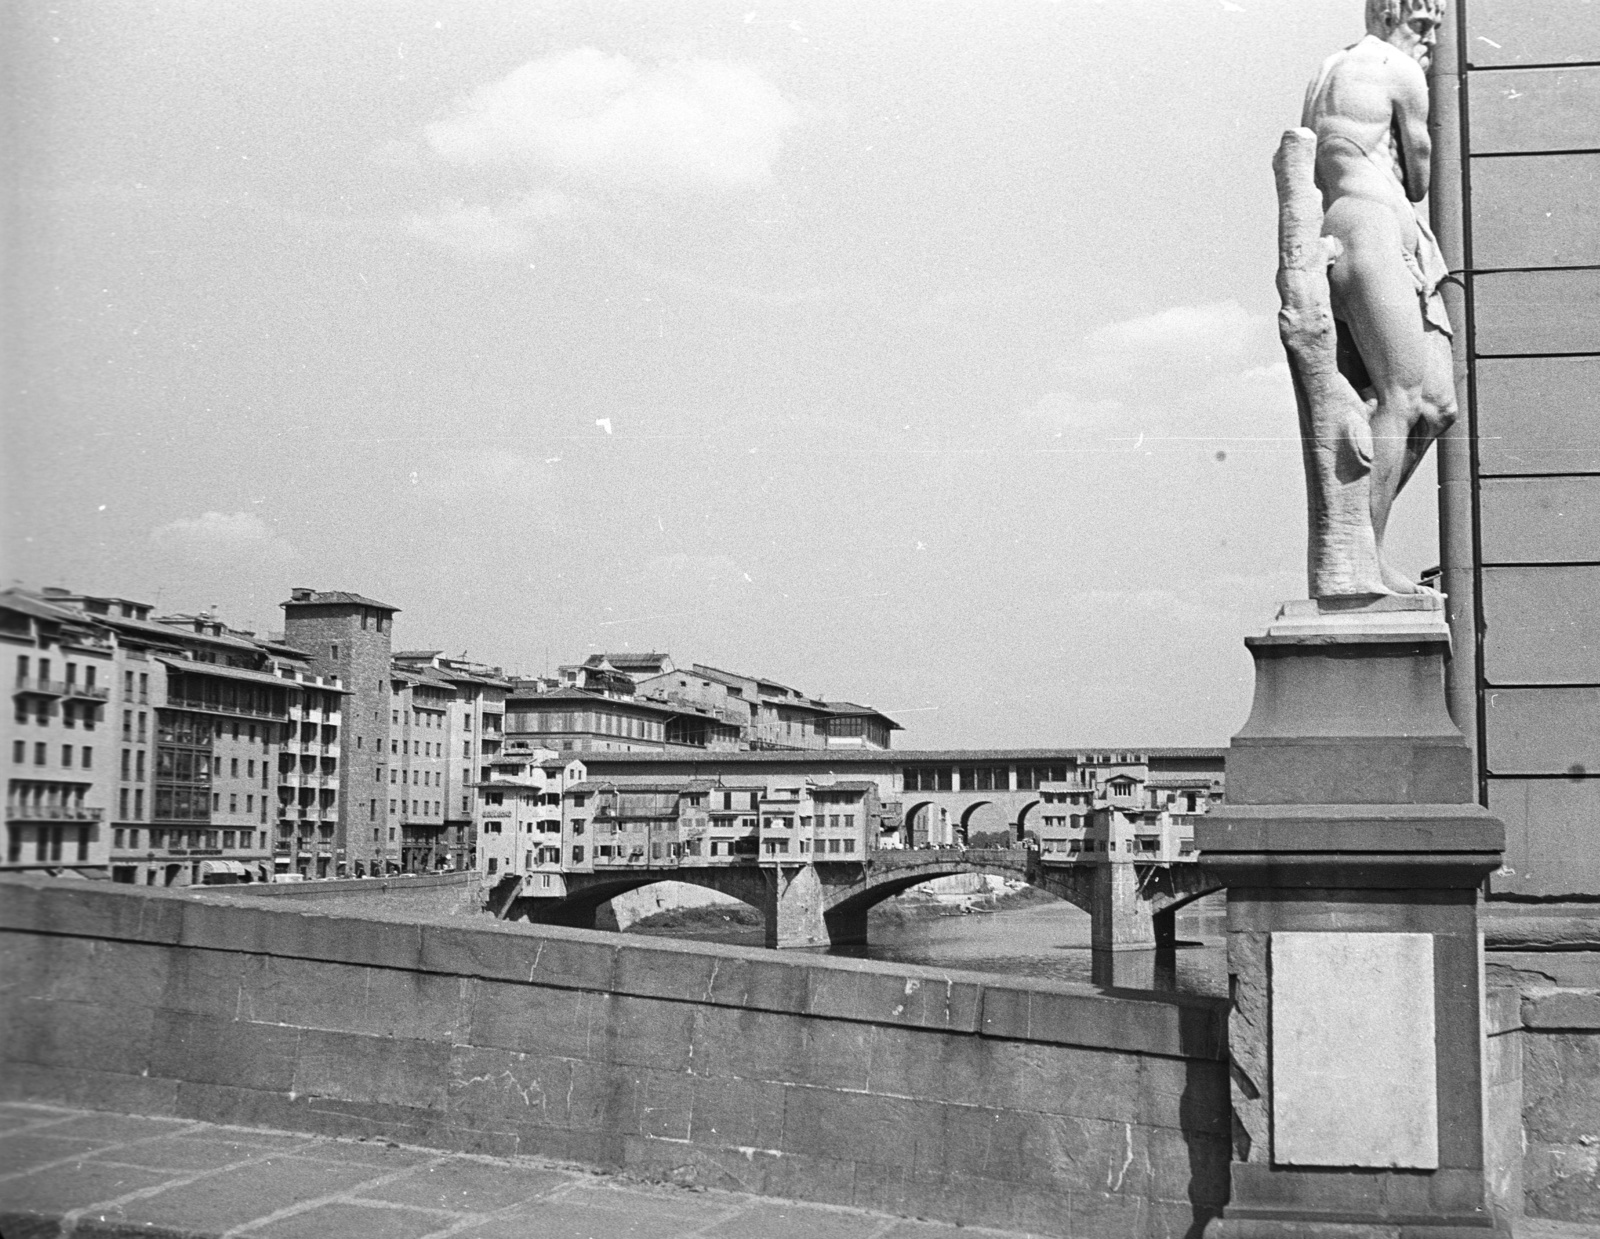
[1148,879,1225,918]
[1014,798,1041,840]
[507,867,772,929]
[901,800,934,846]
[820,852,1097,944]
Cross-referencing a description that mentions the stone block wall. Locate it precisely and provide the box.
[1519,989,1600,1224]
[0,875,1229,1237]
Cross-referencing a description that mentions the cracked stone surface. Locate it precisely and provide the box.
[0,1102,1038,1239]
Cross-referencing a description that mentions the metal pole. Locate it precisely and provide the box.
[1431,0,1482,795]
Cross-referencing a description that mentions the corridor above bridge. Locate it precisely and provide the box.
[571,745,1225,846]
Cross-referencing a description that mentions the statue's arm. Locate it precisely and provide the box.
[1392,59,1431,201]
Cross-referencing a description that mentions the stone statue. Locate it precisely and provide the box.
[1276,0,1454,597]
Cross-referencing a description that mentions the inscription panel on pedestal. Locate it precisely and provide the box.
[1270,931,1438,1169]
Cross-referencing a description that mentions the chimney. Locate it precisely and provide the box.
[289,587,314,602]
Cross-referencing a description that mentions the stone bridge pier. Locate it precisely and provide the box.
[502,849,1220,954]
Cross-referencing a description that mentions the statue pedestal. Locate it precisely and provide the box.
[1199,596,1505,1238]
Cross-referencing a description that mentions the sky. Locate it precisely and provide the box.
[1,0,1443,749]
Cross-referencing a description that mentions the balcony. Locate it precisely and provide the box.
[164,696,287,721]
[65,683,111,701]
[7,803,105,822]
[14,678,68,698]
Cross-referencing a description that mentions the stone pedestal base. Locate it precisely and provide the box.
[1199,597,1505,1237]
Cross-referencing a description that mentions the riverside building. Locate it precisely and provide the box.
[2,590,114,874]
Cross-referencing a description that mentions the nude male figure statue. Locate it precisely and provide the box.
[1302,0,1454,594]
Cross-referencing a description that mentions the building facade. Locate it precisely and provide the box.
[2,591,114,875]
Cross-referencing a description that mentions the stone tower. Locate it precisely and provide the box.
[280,588,399,875]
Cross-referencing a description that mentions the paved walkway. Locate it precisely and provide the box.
[2,1102,1594,1238]
[0,1102,1030,1239]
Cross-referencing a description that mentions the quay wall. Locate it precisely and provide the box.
[0,876,1230,1237]
[233,871,484,917]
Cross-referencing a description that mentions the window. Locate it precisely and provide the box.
[63,702,76,729]
[230,758,239,778]
[330,644,339,660]
[81,747,92,769]
[120,788,129,818]
[213,793,220,811]
[136,751,145,781]
[135,789,144,819]
[62,745,73,767]
[123,710,132,739]
[246,795,253,813]
[223,831,236,848]
[114,827,125,849]
[390,799,397,813]
[843,839,855,853]
[11,740,22,763]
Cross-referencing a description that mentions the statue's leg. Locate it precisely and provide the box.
[1395,328,1458,494]
[1325,200,1434,593]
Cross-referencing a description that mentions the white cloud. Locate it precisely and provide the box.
[149,512,294,564]
[1055,299,1274,393]
[425,49,797,192]
[407,192,573,258]
[1081,300,1263,363]
[1019,304,1292,448]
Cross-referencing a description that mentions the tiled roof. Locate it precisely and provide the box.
[0,589,93,625]
[584,652,671,669]
[281,591,399,611]
[824,701,903,728]
[156,655,346,693]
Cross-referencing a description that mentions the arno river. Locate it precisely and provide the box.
[629,894,1229,997]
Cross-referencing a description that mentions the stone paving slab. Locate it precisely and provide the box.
[0,1102,1592,1238]
[0,1103,1041,1239]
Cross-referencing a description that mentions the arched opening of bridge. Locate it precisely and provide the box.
[506,871,771,939]
[1015,799,1040,845]
[821,854,1094,951]
[959,800,1009,849]
[901,800,933,847]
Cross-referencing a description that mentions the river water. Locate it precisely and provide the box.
[628,895,1229,998]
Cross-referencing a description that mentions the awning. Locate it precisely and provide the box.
[198,859,249,877]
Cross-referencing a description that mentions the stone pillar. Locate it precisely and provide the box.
[1090,857,1158,951]
[1199,597,1505,1238]
[766,863,829,949]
